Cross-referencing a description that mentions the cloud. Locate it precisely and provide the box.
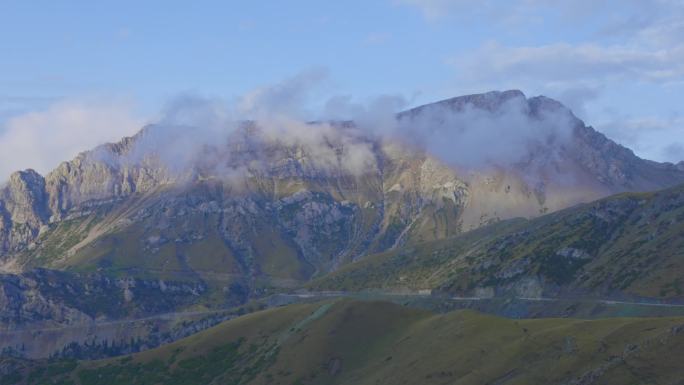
[395,91,577,169]
[403,0,684,89]
[0,68,650,191]
[450,41,684,89]
[87,73,577,184]
[0,99,144,181]
[551,87,601,120]
[236,68,330,119]
[454,0,683,86]
[433,1,684,159]
[102,71,389,180]
[323,93,407,134]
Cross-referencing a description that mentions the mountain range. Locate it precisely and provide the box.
[1,90,684,383]
[311,183,684,301]
[2,91,683,289]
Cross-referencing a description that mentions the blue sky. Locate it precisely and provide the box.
[1,0,683,178]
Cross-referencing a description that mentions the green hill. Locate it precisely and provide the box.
[4,299,684,385]
[310,184,684,300]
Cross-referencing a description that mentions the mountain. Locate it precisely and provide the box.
[1,90,683,306]
[4,299,684,385]
[0,268,207,329]
[311,183,684,301]
[3,181,683,360]
[2,90,684,383]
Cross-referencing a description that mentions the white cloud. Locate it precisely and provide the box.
[450,41,684,89]
[0,99,145,181]
[423,0,684,164]
[445,37,684,163]
[109,72,390,179]
[394,91,577,169]
[402,0,684,89]
[236,68,329,119]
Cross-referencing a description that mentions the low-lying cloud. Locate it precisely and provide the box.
[395,93,576,169]
[97,71,386,180]
[0,71,584,185]
[87,73,578,184]
[0,99,144,181]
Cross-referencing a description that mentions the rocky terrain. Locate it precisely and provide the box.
[1,90,683,359]
[0,307,236,360]
[312,183,684,301]
[0,268,207,330]
[1,91,682,289]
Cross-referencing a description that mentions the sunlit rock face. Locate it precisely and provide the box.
[1,90,683,283]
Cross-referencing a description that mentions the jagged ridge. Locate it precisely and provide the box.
[1,90,683,298]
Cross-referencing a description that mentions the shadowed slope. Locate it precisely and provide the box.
[4,299,684,385]
[311,183,684,300]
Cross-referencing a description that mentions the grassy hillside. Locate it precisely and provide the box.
[310,184,684,300]
[3,299,684,385]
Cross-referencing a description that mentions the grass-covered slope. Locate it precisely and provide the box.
[4,299,684,385]
[12,172,456,295]
[311,184,684,300]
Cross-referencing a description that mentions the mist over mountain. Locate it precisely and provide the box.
[81,87,583,182]
[5,2,684,382]
[1,89,683,280]
[2,89,684,382]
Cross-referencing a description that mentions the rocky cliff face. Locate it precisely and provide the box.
[313,183,684,301]
[0,268,206,330]
[44,133,176,219]
[1,90,683,290]
[0,130,470,279]
[0,170,50,257]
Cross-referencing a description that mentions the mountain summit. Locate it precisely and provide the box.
[1,91,683,297]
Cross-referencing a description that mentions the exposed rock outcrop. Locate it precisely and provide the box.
[0,268,206,329]
[1,90,683,283]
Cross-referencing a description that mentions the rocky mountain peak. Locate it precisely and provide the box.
[435,89,527,111]
[2,170,49,225]
[527,95,579,124]
[399,89,528,119]
[1,90,684,277]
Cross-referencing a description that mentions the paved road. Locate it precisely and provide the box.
[287,291,684,308]
[4,291,684,335]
